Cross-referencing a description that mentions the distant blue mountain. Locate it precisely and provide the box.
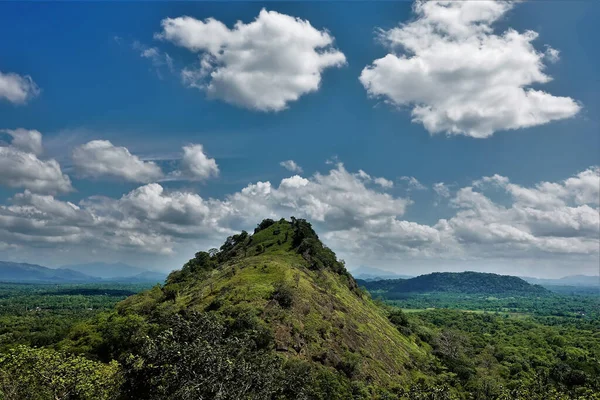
[351,266,413,281]
[0,261,98,283]
[106,270,167,284]
[521,275,599,287]
[0,260,167,284]
[61,262,157,280]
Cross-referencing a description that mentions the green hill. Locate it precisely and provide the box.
[358,271,550,297]
[101,218,437,398]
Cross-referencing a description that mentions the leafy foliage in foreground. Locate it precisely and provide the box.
[121,311,397,400]
[0,345,121,400]
[121,312,281,399]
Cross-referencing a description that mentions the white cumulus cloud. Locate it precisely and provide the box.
[359,0,581,138]
[177,144,219,181]
[0,163,597,276]
[73,140,164,183]
[443,167,600,256]
[2,129,43,155]
[0,129,72,194]
[157,9,346,111]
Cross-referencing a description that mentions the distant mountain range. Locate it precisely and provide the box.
[358,271,550,297]
[0,261,167,284]
[3,259,596,290]
[61,262,152,279]
[113,270,168,283]
[0,261,98,283]
[520,275,599,287]
[351,266,414,281]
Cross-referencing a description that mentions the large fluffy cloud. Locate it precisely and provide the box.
[326,167,600,271]
[460,168,600,245]
[0,70,40,105]
[0,190,172,254]
[72,141,219,183]
[0,163,597,276]
[157,9,346,111]
[0,129,72,194]
[360,0,581,138]
[443,182,599,257]
[226,164,410,230]
[0,163,404,255]
[72,140,164,183]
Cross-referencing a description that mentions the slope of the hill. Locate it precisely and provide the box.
[115,218,431,391]
[0,261,98,283]
[358,271,550,297]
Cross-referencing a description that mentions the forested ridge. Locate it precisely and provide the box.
[358,271,550,296]
[0,219,598,399]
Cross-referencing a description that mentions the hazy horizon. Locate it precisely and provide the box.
[2,257,599,281]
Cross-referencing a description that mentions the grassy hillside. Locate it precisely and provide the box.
[116,218,430,390]
[358,271,550,297]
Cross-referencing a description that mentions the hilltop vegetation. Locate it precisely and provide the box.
[110,218,436,397]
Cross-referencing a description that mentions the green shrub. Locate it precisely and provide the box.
[0,345,121,400]
[271,282,294,308]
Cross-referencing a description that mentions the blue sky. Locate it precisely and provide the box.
[0,1,598,278]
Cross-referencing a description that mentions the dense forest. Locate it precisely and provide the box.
[0,283,151,351]
[0,219,598,399]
